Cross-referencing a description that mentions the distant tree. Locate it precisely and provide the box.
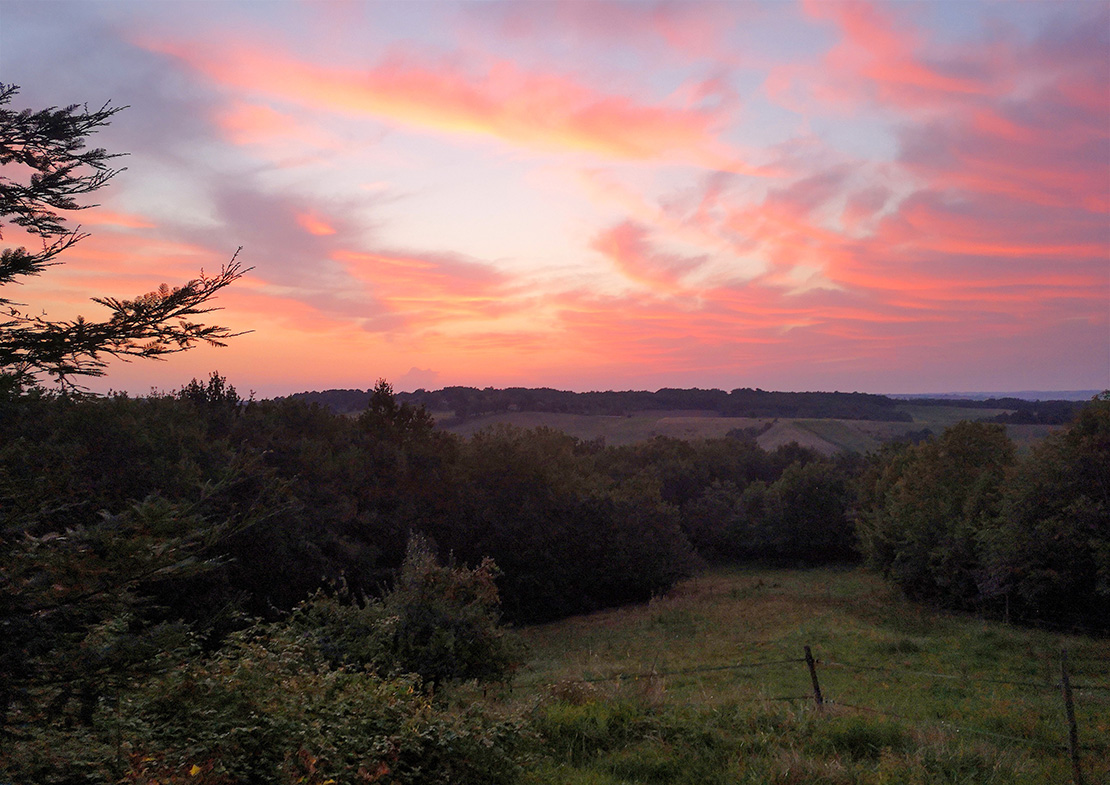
[0,83,247,392]
[677,479,746,561]
[360,378,436,441]
[443,425,697,622]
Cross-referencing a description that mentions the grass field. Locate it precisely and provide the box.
[437,407,1054,453]
[486,567,1109,784]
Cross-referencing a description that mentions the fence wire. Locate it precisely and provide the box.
[821,657,1110,692]
[514,646,1109,758]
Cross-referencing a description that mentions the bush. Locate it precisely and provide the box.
[291,535,522,688]
[126,625,527,785]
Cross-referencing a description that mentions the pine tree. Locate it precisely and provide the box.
[0,83,248,391]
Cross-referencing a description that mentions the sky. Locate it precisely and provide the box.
[2,0,1108,397]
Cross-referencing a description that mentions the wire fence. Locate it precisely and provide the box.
[516,643,1107,785]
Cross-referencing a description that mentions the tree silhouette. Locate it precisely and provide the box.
[0,83,248,391]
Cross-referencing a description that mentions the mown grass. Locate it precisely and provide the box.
[491,567,1108,784]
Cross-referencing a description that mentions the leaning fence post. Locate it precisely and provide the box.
[1060,648,1084,785]
[804,645,823,708]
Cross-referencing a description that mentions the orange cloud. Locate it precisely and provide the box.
[142,38,762,172]
[334,248,512,326]
[70,209,157,230]
[799,0,991,111]
[216,100,292,145]
[69,4,1100,395]
[214,98,347,154]
[590,221,706,294]
[296,212,336,236]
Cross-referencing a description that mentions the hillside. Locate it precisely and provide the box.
[506,567,1110,784]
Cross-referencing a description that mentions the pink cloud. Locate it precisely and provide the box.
[798,0,994,111]
[483,1,758,65]
[141,38,762,172]
[71,209,157,230]
[334,248,512,326]
[68,3,1103,395]
[591,221,706,293]
[296,212,336,236]
[840,185,890,231]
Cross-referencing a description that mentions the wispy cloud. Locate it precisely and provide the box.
[141,38,764,173]
[3,0,1104,395]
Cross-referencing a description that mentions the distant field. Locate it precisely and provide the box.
[898,404,1009,428]
[435,406,1055,453]
[500,567,1109,784]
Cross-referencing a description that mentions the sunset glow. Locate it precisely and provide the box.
[3,0,1107,396]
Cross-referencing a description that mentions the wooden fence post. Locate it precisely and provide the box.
[1060,648,1084,785]
[804,645,823,708]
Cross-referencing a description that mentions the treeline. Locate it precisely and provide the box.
[0,377,856,632]
[906,396,1085,424]
[289,385,1086,425]
[856,394,1110,629]
[293,386,911,421]
[4,378,1102,635]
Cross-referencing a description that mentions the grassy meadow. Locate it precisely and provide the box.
[484,567,1109,784]
[434,405,1060,454]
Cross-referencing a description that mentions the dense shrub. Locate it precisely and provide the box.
[291,535,522,688]
[0,514,527,785]
[124,627,527,785]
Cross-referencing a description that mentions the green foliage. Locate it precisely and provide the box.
[675,453,855,565]
[382,535,521,686]
[3,621,527,785]
[744,459,856,563]
[124,627,526,785]
[439,425,699,622]
[360,378,437,442]
[1,505,526,784]
[978,393,1110,624]
[855,421,1015,606]
[290,535,523,688]
[857,398,1110,628]
[0,494,224,734]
